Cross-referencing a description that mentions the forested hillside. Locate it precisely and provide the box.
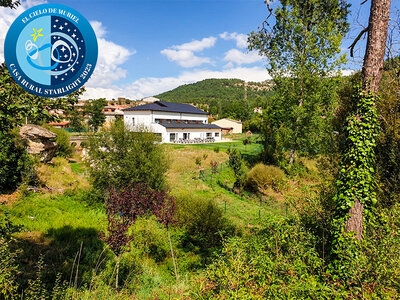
[156,79,274,121]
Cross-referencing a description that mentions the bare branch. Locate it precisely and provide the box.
[361,0,368,5]
[348,26,369,57]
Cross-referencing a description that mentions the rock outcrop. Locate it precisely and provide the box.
[19,124,57,163]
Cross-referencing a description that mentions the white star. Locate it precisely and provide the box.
[55,75,58,78]
[64,22,67,25]
[64,54,68,58]
[72,53,76,56]
[56,19,59,22]
[60,46,66,52]
[59,25,64,30]
[60,66,63,69]
[74,29,77,31]
[68,64,71,67]
[61,78,64,81]
[71,67,75,72]
[72,33,76,38]
[76,62,79,64]
[53,25,56,28]
[65,73,68,76]
[81,55,84,58]
[68,29,70,32]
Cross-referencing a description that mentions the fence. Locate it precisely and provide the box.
[199,162,271,219]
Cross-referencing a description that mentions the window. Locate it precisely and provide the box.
[215,132,220,137]
[206,132,212,138]
[183,133,190,140]
[170,133,176,142]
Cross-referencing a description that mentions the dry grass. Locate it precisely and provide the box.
[37,154,89,192]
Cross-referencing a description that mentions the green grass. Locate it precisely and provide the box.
[1,191,106,233]
[69,161,85,174]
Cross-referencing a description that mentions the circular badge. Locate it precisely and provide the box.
[4,4,98,97]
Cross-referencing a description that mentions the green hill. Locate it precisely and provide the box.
[155,78,273,121]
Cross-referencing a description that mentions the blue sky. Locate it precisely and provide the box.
[1,0,399,99]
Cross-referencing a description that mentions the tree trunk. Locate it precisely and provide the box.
[345,0,391,239]
[362,0,391,95]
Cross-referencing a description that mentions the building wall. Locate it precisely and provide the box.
[164,128,222,143]
[123,110,220,143]
[212,119,242,134]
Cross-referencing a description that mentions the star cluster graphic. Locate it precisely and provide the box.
[51,16,86,85]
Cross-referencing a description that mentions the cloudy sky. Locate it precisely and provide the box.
[0,0,398,100]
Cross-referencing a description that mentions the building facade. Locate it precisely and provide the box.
[123,101,222,143]
[211,118,243,134]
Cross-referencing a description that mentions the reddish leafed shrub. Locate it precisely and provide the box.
[105,183,176,255]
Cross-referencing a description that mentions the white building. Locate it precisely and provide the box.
[212,118,243,134]
[123,101,222,143]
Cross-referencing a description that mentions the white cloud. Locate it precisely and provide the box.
[83,21,134,88]
[83,66,271,100]
[224,49,263,65]
[90,20,107,38]
[220,32,248,48]
[0,0,47,62]
[161,36,216,68]
[160,49,211,68]
[172,36,217,52]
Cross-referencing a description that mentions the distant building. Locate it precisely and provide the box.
[123,101,222,143]
[211,118,242,134]
[103,105,128,123]
[48,121,70,129]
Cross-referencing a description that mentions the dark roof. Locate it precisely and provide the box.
[123,101,208,115]
[159,121,221,129]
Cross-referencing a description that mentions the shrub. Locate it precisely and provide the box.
[0,131,35,193]
[174,193,235,259]
[245,163,286,193]
[213,146,220,153]
[49,128,73,158]
[127,216,170,263]
[227,147,246,189]
[202,153,208,160]
[86,121,168,194]
[105,183,175,255]
[194,217,331,299]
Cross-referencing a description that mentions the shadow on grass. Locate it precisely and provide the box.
[14,225,107,291]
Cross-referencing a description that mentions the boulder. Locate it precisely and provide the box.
[19,124,57,163]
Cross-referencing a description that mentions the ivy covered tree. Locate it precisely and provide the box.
[249,0,350,164]
[334,0,392,240]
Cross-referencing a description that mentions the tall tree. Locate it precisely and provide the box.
[249,0,349,164]
[84,98,107,132]
[335,0,391,240]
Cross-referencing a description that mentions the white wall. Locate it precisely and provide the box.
[123,110,220,143]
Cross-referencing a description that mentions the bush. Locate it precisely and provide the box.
[49,128,73,158]
[127,216,170,263]
[0,131,35,193]
[213,146,220,153]
[174,192,235,258]
[245,163,286,193]
[227,147,246,189]
[195,217,330,299]
[86,121,168,194]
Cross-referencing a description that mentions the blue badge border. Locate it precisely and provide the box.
[4,3,98,97]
